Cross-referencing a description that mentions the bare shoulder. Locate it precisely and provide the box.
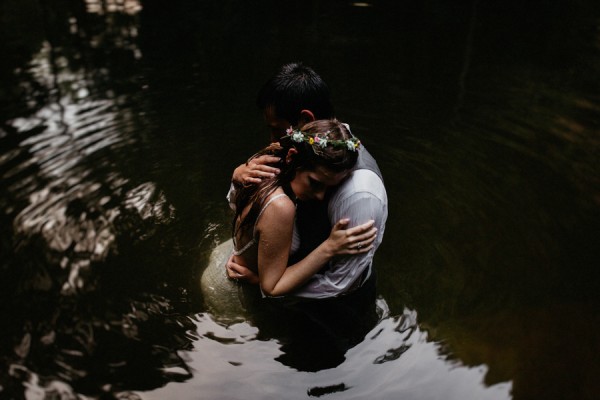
[263,189,295,219]
[257,189,295,230]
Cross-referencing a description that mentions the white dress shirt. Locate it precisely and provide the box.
[290,166,387,298]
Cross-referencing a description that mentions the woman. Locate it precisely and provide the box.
[201,120,376,319]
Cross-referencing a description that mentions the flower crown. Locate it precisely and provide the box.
[285,127,361,151]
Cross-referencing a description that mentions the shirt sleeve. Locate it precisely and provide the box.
[291,169,388,299]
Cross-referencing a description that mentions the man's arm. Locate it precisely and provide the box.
[291,169,388,299]
[232,155,281,186]
[227,155,281,210]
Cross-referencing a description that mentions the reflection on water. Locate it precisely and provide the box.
[3,16,172,294]
[85,0,143,16]
[1,0,599,399]
[145,310,510,400]
[1,2,198,398]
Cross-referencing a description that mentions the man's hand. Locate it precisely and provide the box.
[232,155,280,185]
[226,255,259,285]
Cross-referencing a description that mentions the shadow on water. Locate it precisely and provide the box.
[366,2,600,398]
[0,0,599,399]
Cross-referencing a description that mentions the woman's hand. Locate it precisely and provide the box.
[226,255,259,285]
[232,155,281,185]
[324,219,377,256]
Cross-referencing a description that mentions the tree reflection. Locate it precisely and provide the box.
[0,1,198,398]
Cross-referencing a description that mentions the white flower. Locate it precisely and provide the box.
[346,140,356,150]
[318,137,328,148]
[292,132,304,142]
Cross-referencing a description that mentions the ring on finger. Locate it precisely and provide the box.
[356,242,362,249]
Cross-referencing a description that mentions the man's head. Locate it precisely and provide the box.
[257,63,334,141]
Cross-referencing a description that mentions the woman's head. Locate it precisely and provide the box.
[283,119,359,173]
[248,119,359,191]
[234,119,359,233]
[280,119,359,200]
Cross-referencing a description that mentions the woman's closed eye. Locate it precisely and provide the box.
[309,177,325,191]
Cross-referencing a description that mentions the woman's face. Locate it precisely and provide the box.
[291,165,350,201]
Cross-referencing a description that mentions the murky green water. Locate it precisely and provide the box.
[1,1,599,399]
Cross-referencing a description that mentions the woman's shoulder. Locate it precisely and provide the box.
[256,189,295,236]
[264,188,295,208]
[260,188,295,218]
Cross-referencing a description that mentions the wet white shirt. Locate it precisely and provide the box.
[290,167,388,298]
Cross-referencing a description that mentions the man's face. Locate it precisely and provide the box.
[264,106,291,142]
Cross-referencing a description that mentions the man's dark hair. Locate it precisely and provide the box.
[256,63,334,125]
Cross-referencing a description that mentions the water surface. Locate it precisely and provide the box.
[1,1,599,399]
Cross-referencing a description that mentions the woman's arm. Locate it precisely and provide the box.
[253,195,296,295]
[256,202,377,296]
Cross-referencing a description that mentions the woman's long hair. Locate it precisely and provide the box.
[233,119,358,239]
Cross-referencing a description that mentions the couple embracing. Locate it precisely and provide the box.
[201,63,387,327]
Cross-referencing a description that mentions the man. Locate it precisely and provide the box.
[227,62,387,300]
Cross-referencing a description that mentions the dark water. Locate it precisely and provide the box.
[1,0,599,399]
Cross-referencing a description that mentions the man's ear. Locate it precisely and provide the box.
[298,109,316,126]
[285,148,298,164]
